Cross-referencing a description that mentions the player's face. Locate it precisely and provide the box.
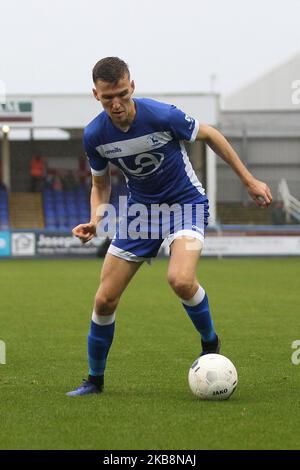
[93,75,135,128]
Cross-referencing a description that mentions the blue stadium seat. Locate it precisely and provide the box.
[42,188,92,231]
[0,189,9,228]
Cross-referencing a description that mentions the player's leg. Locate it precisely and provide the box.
[67,253,142,396]
[95,251,143,316]
[167,236,220,355]
[88,252,143,382]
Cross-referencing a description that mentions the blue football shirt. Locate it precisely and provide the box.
[83,98,206,204]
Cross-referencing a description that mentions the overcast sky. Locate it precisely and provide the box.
[1,0,300,97]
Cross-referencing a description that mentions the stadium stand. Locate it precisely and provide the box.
[217,202,273,225]
[42,185,90,230]
[9,192,44,229]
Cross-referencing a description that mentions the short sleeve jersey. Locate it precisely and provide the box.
[83,98,206,204]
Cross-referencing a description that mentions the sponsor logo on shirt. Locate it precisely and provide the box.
[118,152,164,177]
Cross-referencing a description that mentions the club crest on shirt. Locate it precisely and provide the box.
[147,134,161,148]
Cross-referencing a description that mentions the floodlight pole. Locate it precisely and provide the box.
[1,125,11,191]
[206,145,217,225]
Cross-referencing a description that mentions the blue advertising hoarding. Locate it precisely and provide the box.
[0,231,11,257]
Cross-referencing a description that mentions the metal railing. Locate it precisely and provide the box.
[278,178,300,223]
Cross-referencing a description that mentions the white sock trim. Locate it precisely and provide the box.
[92,310,116,326]
[181,285,205,307]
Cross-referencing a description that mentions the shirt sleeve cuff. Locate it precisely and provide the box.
[90,166,109,176]
[190,119,200,142]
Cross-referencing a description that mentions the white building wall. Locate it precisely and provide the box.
[5,92,219,128]
[224,53,300,111]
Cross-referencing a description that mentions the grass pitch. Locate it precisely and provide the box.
[0,257,299,450]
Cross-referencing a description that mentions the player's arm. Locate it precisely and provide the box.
[72,170,111,243]
[196,124,273,207]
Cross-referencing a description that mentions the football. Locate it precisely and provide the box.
[188,354,238,400]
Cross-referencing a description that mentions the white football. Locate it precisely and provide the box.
[188,354,238,400]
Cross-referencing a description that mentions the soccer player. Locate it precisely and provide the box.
[67,57,272,396]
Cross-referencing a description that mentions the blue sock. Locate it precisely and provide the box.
[182,286,217,342]
[88,314,115,377]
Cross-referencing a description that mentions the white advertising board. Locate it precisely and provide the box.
[202,236,300,256]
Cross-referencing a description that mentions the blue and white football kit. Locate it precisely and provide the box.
[84,98,209,262]
[66,98,220,396]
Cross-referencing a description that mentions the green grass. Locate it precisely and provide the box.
[0,257,300,450]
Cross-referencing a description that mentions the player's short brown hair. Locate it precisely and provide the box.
[92,57,130,84]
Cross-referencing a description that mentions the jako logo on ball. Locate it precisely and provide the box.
[188,354,238,401]
[213,388,228,396]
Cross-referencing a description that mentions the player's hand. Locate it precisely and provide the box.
[246,177,273,208]
[72,222,96,244]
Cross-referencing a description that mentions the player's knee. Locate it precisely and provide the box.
[94,291,119,316]
[167,272,195,298]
